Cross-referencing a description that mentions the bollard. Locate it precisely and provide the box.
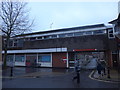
[77,71,80,83]
[10,67,13,77]
[107,66,111,78]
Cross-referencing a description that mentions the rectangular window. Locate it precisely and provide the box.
[93,30,105,35]
[66,33,73,37]
[44,36,51,39]
[9,40,13,47]
[51,35,57,38]
[74,32,83,36]
[26,54,37,63]
[84,31,92,35]
[13,39,18,47]
[37,37,42,40]
[59,34,66,38]
[24,38,30,41]
[15,55,25,62]
[115,25,120,32]
[38,55,51,62]
[30,37,36,40]
[17,39,24,47]
[108,29,115,38]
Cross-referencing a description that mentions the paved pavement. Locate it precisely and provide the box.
[2,67,73,78]
[90,69,120,83]
[2,67,120,88]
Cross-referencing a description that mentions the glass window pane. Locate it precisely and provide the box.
[66,33,73,37]
[38,56,42,62]
[93,30,104,35]
[42,56,51,62]
[44,36,51,39]
[109,30,113,33]
[51,35,57,38]
[17,39,24,47]
[59,34,66,38]
[15,55,25,62]
[108,29,114,38]
[74,32,83,36]
[13,39,18,47]
[37,37,42,39]
[109,34,114,37]
[30,37,36,40]
[84,31,92,35]
[38,55,51,62]
[7,55,14,62]
[25,38,29,41]
[9,40,13,47]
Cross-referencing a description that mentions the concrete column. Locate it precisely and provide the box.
[25,54,26,66]
[105,50,113,67]
[67,52,69,68]
[13,54,15,66]
[0,30,2,90]
[117,1,120,72]
[51,53,52,67]
[36,53,38,63]
[0,31,2,66]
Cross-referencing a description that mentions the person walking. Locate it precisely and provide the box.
[72,60,80,83]
[96,61,103,77]
[100,59,107,76]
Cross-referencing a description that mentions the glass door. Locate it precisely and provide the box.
[26,54,37,67]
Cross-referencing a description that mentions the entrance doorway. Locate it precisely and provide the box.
[69,52,105,69]
[75,52,97,69]
[26,54,37,67]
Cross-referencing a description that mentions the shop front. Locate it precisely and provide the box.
[68,49,105,69]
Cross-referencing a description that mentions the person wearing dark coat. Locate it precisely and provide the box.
[72,65,80,83]
[72,60,80,83]
[100,59,107,75]
[97,62,103,76]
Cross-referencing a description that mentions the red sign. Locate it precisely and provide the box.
[62,57,67,63]
[63,57,67,59]
[73,49,97,51]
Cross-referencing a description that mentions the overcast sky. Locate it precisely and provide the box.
[27,1,119,32]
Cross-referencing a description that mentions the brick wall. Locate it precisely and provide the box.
[23,35,112,51]
[52,52,67,68]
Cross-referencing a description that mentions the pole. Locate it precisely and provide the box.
[10,67,13,77]
[10,60,14,77]
[107,66,111,78]
[77,71,80,83]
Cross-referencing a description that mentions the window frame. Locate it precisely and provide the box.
[7,55,14,62]
[108,29,115,38]
[93,30,105,35]
[15,55,25,62]
[74,32,84,36]
[38,54,51,62]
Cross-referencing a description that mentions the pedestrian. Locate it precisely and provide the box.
[96,61,102,77]
[72,60,80,83]
[100,59,107,76]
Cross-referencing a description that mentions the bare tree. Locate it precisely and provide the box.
[0,0,34,68]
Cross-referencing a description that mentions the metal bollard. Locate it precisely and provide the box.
[10,67,13,77]
[77,71,80,83]
[107,66,111,78]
